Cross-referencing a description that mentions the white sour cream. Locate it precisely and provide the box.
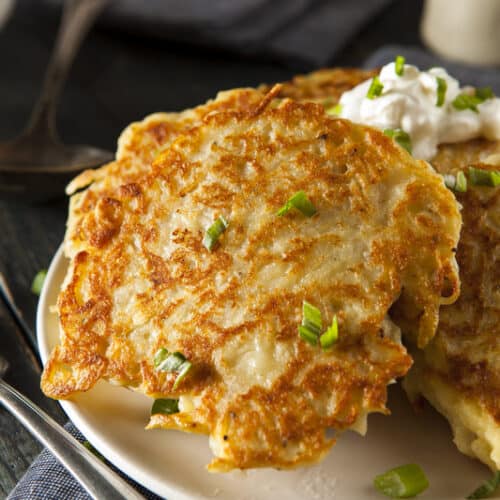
[339,61,500,160]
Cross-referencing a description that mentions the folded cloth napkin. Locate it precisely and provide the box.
[8,46,500,500]
[47,0,393,67]
[7,422,160,500]
[365,45,500,93]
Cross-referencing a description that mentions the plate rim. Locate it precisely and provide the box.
[37,245,196,500]
[36,246,491,500]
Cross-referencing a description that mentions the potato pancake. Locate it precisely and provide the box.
[258,67,377,105]
[41,89,461,471]
[281,66,500,472]
[404,145,500,471]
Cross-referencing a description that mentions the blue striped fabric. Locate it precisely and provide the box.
[7,423,162,500]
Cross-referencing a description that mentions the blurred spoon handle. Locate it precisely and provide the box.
[26,0,109,138]
[0,378,144,500]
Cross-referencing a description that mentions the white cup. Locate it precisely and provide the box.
[421,0,500,66]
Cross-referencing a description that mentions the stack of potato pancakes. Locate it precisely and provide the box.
[41,67,499,474]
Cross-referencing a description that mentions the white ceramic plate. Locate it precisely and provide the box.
[38,246,491,500]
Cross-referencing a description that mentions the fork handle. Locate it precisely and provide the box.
[0,379,144,500]
[25,0,109,140]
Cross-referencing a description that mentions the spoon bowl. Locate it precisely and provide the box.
[0,134,113,201]
[0,0,112,202]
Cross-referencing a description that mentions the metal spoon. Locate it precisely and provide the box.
[0,0,113,202]
[0,355,144,499]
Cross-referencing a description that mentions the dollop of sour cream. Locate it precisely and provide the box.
[339,61,500,160]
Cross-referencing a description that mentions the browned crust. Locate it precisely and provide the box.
[42,81,461,471]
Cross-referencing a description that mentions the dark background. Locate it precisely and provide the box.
[0,0,424,495]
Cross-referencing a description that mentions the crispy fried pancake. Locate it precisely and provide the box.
[42,90,461,471]
[65,88,266,257]
[279,67,500,471]
[404,145,500,471]
[258,68,377,105]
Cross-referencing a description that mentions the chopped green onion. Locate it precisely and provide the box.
[298,325,318,346]
[203,216,228,251]
[326,103,343,116]
[320,315,338,350]
[298,301,340,348]
[154,347,169,368]
[374,464,429,498]
[367,76,384,99]
[476,86,495,101]
[467,471,500,499]
[158,352,187,372]
[172,360,192,390]
[151,398,179,415]
[383,129,412,154]
[82,440,105,461]
[443,174,456,190]
[469,166,500,187]
[277,191,317,217]
[31,269,47,296]
[452,87,495,113]
[436,77,447,107]
[395,55,405,76]
[452,93,482,113]
[302,301,323,336]
[154,348,193,389]
[444,172,467,193]
[455,171,468,192]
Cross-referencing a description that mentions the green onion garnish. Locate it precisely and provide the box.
[158,351,187,372]
[452,93,481,113]
[469,166,500,187]
[374,464,429,498]
[302,301,323,336]
[455,171,468,192]
[443,171,467,193]
[436,77,447,107]
[203,216,228,251]
[277,191,317,217]
[476,87,495,101]
[320,315,338,350]
[31,269,47,296]
[452,87,495,113]
[326,103,343,116]
[367,76,384,99]
[467,471,500,499]
[443,174,456,190]
[395,55,405,76]
[298,301,340,349]
[82,440,105,461]
[383,129,412,154]
[154,348,193,389]
[298,325,318,346]
[154,347,169,368]
[151,398,179,415]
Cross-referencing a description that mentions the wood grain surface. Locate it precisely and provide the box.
[0,0,424,496]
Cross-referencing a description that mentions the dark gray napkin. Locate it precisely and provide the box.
[7,423,159,500]
[9,46,500,500]
[75,0,394,67]
[364,45,500,93]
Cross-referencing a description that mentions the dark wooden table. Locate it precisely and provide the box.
[0,0,424,496]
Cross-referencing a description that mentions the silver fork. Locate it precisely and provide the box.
[0,355,145,499]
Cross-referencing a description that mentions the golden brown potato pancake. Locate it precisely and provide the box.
[41,88,460,471]
[404,145,500,471]
[278,66,500,471]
